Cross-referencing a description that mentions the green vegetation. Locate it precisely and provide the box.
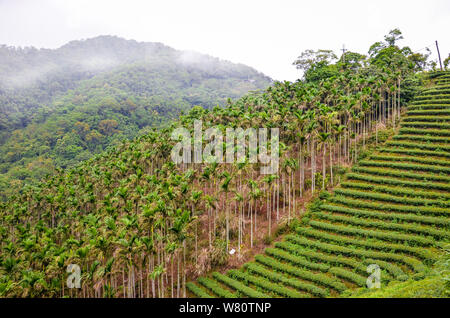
[197,277,236,298]
[345,245,449,298]
[188,71,450,298]
[185,282,214,298]
[1,30,448,298]
[0,36,271,200]
[254,254,348,292]
[212,272,267,298]
[244,262,329,297]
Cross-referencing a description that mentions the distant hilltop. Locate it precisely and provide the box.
[0,35,272,89]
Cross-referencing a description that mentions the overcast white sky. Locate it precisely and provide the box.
[0,0,449,81]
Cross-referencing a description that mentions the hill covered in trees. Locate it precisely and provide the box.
[189,72,450,298]
[0,35,272,199]
[0,30,448,298]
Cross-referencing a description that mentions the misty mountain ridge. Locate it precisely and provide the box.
[0,35,271,89]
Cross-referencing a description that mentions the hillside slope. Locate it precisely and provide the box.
[0,34,430,297]
[0,36,272,199]
[0,35,271,132]
[187,72,450,298]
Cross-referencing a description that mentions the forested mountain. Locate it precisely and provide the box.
[0,36,272,199]
[2,30,447,298]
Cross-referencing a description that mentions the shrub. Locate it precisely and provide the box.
[227,269,307,298]
[329,195,449,217]
[285,234,426,272]
[333,188,449,208]
[296,227,434,261]
[346,172,450,192]
[244,262,329,297]
[398,128,450,137]
[265,247,330,272]
[186,282,213,298]
[198,277,236,298]
[254,254,347,292]
[212,272,266,298]
[321,203,450,227]
[359,160,450,176]
[340,181,450,200]
[393,134,450,143]
[308,219,434,246]
[378,147,450,159]
[352,166,450,182]
[403,116,450,122]
[401,122,450,129]
[368,155,450,167]
[328,267,366,287]
[363,259,408,281]
[315,212,449,239]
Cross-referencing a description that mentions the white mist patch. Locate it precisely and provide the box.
[4,63,58,88]
[176,50,257,79]
[176,50,220,73]
[178,50,207,66]
[77,56,119,71]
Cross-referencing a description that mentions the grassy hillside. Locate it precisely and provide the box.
[0,36,271,199]
[187,72,450,298]
[346,243,449,298]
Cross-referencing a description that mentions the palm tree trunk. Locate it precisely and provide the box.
[250,202,253,248]
[329,142,333,186]
[322,144,326,189]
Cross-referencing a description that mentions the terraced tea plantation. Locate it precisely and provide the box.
[187,73,450,298]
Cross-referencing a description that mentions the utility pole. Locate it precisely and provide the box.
[435,41,443,71]
[341,44,347,63]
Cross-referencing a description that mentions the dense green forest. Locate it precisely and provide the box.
[2,29,447,298]
[0,36,272,199]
